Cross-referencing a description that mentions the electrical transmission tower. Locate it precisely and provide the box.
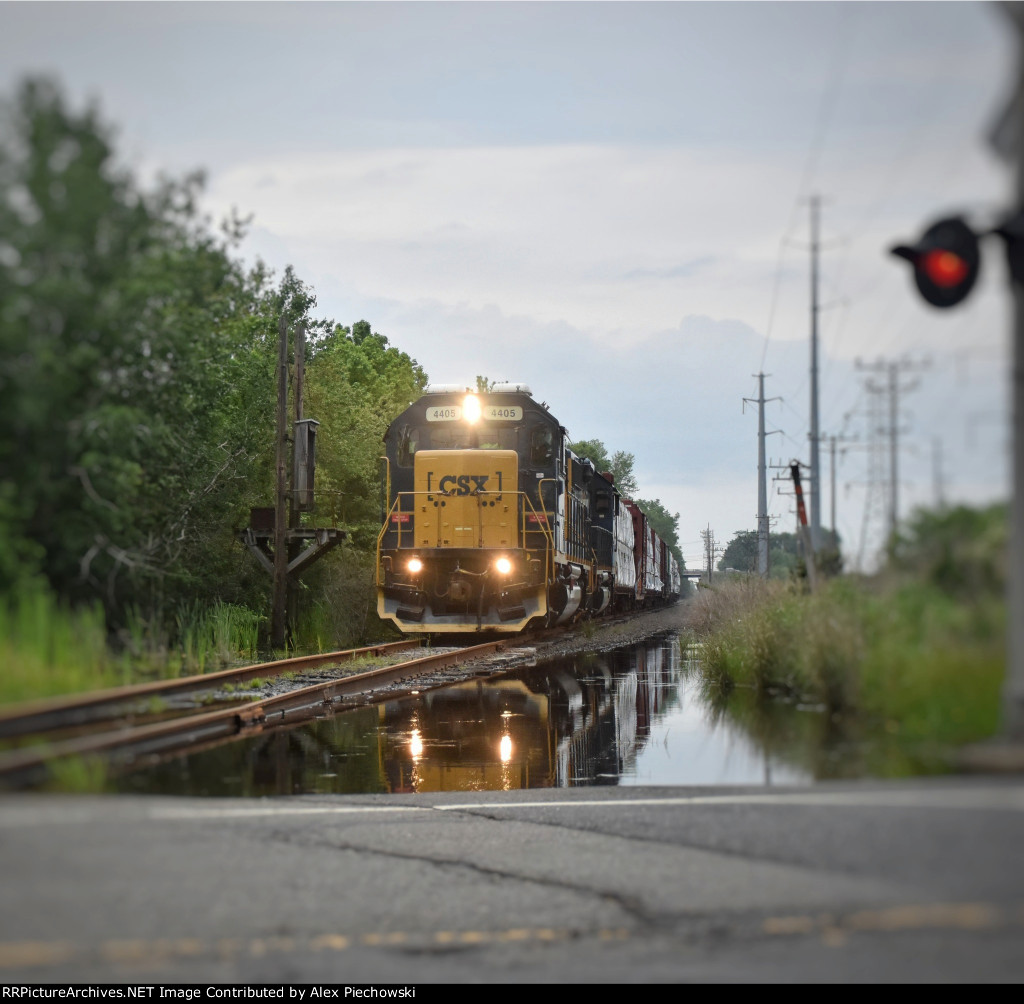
[854,357,929,566]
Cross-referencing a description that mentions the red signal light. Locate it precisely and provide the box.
[921,249,969,288]
[890,217,980,308]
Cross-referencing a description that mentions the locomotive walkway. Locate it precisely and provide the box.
[2,778,1022,983]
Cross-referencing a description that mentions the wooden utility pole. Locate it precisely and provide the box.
[289,322,306,535]
[700,525,719,584]
[272,315,289,649]
[286,323,307,634]
[240,317,342,650]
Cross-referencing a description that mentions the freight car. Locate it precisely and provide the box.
[376,383,681,634]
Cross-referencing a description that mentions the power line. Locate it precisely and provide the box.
[757,3,856,374]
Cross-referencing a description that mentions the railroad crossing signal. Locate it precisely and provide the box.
[890,216,981,309]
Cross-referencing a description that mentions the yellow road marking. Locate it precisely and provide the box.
[763,901,1012,944]
[763,915,818,935]
[1,904,1019,971]
[0,942,76,968]
[845,902,1000,931]
[310,934,350,951]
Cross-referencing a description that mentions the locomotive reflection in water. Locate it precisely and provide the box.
[105,637,686,797]
[380,639,679,792]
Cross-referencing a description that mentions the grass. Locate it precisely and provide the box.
[687,575,1005,748]
[43,754,109,794]
[0,586,268,706]
[0,586,122,704]
[174,600,263,675]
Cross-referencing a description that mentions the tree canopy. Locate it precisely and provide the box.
[568,438,639,498]
[0,77,427,640]
[717,529,802,579]
[0,78,271,609]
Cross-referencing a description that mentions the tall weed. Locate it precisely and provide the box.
[688,575,1004,743]
[175,600,263,673]
[0,585,114,704]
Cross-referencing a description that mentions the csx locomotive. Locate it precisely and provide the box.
[376,383,682,634]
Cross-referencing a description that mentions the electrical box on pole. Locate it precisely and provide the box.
[292,418,319,512]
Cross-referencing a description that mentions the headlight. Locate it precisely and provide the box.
[495,557,512,575]
[407,557,423,574]
[463,394,482,424]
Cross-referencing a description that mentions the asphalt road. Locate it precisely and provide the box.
[2,779,1023,984]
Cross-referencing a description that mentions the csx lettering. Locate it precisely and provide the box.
[438,474,489,495]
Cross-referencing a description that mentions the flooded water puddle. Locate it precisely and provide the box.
[108,631,933,797]
[107,634,791,795]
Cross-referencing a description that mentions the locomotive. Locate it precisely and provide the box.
[376,383,682,634]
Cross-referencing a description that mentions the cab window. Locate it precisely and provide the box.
[397,426,419,467]
[429,427,475,449]
[478,428,516,450]
[530,425,554,465]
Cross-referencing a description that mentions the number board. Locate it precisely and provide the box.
[483,405,522,421]
[425,405,462,422]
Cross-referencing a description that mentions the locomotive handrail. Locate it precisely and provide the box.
[375,490,557,585]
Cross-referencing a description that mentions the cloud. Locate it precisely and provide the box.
[210,144,820,346]
[621,258,717,281]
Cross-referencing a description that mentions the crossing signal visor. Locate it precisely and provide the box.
[890,217,980,308]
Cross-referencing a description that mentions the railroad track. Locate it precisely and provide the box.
[0,639,426,741]
[0,635,534,789]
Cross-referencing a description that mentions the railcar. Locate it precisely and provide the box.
[376,383,679,634]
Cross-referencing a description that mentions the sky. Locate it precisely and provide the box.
[2,0,1017,571]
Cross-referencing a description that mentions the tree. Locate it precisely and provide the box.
[892,503,1006,597]
[718,531,758,572]
[0,76,432,652]
[608,450,639,498]
[568,439,639,496]
[568,438,610,473]
[769,535,800,579]
[0,77,281,615]
[717,529,804,579]
[304,319,427,546]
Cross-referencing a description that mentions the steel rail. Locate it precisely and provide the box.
[0,639,425,741]
[0,638,515,787]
